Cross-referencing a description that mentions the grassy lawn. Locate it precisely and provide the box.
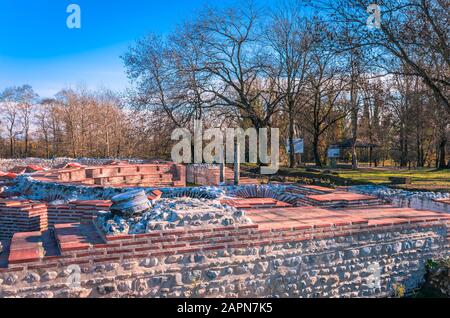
[335,169,450,191]
[242,164,450,192]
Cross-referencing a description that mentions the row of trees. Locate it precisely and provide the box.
[0,0,448,168]
[122,0,449,168]
[0,86,133,159]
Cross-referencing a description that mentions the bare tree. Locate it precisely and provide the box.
[0,85,37,157]
[18,85,38,157]
[302,50,349,166]
[267,0,313,167]
[193,3,283,129]
[318,0,450,114]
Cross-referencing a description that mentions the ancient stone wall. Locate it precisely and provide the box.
[1,221,448,298]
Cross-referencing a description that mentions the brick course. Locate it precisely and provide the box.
[0,200,48,241]
[2,206,449,272]
[33,163,186,188]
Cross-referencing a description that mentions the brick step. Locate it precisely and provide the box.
[86,166,175,178]
[300,192,383,208]
[88,171,175,179]
[100,182,176,188]
[7,230,60,265]
[286,187,331,196]
[92,173,175,179]
[94,175,174,185]
[221,198,293,209]
[54,222,105,254]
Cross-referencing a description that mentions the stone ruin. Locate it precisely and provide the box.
[0,160,449,298]
[96,189,252,235]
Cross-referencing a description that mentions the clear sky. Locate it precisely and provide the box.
[0,0,238,98]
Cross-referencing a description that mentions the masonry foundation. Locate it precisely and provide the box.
[1,206,449,298]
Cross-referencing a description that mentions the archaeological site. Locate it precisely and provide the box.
[1,0,449,305]
[0,159,449,299]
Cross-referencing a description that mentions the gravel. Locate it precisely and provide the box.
[96,197,252,235]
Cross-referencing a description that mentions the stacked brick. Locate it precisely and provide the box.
[220,198,292,209]
[285,184,335,195]
[0,200,48,241]
[0,199,111,241]
[35,164,186,188]
[299,191,382,208]
[47,200,111,226]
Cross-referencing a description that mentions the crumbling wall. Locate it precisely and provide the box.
[0,200,48,241]
[55,164,186,187]
[0,200,110,241]
[47,201,111,226]
[1,223,448,298]
[186,165,233,186]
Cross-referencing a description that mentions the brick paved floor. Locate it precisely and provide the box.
[245,206,450,230]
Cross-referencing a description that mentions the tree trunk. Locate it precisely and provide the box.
[288,108,296,168]
[24,133,29,157]
[350,97,358,169]
[9,136,14,158]
[312,135,322,167]
[416,136,423,168]
[438,136,447,169]
[399,125,408,168]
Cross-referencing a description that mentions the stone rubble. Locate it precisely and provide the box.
[349,185,450,212]
[6,176,227,202]
[350,185,449,200]
[96,197,252,235]
[110,190,152,218]
[225,184,302,204]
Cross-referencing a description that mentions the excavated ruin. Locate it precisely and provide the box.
[97,197,252,235]
[0,160,449,298]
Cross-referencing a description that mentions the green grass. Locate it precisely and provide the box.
[242,164,450,192]
[336,169,450,186]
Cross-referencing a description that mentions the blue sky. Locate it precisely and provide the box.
[0,0,237,98]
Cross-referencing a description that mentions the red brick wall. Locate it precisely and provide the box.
[56,164,186,187]
[186,165,233,186]
[4,217,449,272]
[0,200,48,241]
[0,200,111,241]
[47,201,111,226]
